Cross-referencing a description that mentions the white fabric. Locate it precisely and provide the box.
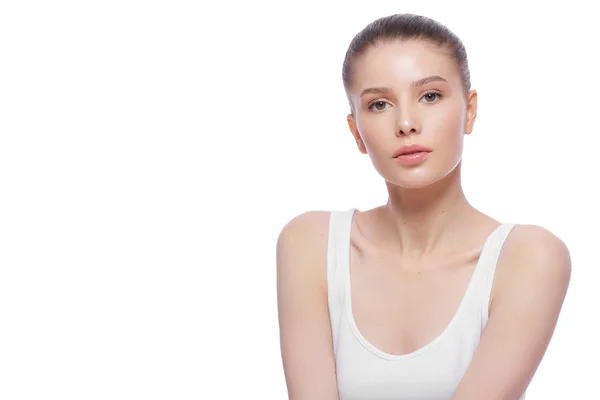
[327,208,525,399]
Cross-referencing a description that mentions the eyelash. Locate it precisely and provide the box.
[367,90,444,111]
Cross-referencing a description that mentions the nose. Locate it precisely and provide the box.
[395,106,421,137]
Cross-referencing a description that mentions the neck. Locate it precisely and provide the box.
[376,162,474,260]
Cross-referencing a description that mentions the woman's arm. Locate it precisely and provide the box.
[452,225,572,400]
[276,211,340,400]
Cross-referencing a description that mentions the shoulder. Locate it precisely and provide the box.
[276,211,342,398]
[454,224,572,398]
[276,210,332,251]
[278,209,331,235]
[492,224,572,308]
[503,224,571,273]
[276,210,333,291]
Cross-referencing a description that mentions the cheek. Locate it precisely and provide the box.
[428,102,465,135]
[432,108,465,144]
[356,114,395,148]
[426,106,466,166]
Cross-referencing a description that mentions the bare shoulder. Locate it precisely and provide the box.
[502,224,571,272]
[276,210,332,291]
[493,223,572,309]
[456,223,573,397]
[276,210,340,399]
[277,210,331,244]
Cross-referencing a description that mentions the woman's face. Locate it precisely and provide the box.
[347,39,477,189]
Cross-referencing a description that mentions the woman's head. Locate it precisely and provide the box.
[343,14,477,189]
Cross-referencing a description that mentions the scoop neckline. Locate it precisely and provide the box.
[343,208,504,361]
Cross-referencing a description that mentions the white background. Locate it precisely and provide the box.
[0,1,598,398]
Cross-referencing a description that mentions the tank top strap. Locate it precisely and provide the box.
[471,223,517,325]
[326,208,356,281]
[326,208,357,356]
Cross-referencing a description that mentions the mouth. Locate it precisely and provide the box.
[394,150,431,165]
[392,145,433,158]
[396,150,429,156]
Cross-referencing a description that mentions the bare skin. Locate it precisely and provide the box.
[348,204,500,356]
[277,39,571,399]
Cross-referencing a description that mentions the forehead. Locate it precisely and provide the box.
[350,40,458,90]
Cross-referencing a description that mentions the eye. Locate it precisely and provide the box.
[420,90,443,103]
[367,100,391,112]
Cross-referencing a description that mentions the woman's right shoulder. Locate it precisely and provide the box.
[278,210,332,241]
[276,210,333,288]
[276,210,341,399]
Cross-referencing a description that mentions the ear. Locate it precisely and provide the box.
[465,90,478,135]
[347,113,367,154]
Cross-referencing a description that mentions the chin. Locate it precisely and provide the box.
[383,172,438,190]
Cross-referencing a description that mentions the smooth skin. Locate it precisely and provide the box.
[277,39,571,399]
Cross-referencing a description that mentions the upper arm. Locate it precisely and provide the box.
[453,225,572,400]
[276,211,339,400]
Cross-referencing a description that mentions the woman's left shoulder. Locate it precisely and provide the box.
[490,223,572,314]
[500,223,572,281]
[506,224,570,259]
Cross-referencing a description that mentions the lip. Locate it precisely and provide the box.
[392,144,433,158]
[395,151,430,165]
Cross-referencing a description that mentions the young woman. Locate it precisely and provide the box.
[276,13,571,400]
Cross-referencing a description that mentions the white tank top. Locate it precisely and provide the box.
[327,208,526,400]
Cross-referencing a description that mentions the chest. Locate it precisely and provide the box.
[348,246,481,356]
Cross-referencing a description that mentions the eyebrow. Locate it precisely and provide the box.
[360,75,448,97]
